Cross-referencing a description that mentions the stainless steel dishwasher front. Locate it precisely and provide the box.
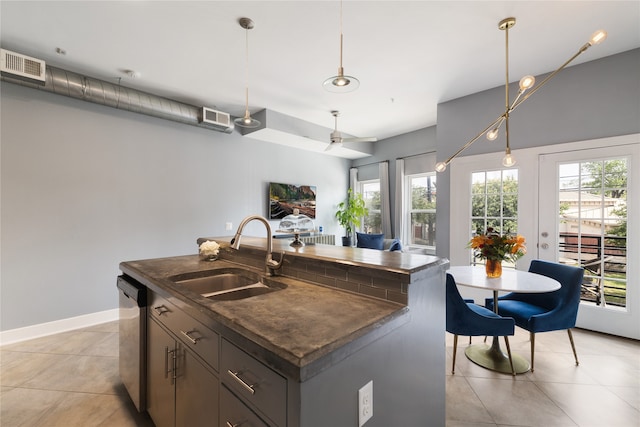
[117,275,146,412]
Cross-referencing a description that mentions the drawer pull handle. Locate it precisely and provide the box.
[227,370,256,395]
[226,422,245,427]
[153,305,169,316]
[180,330,200,344]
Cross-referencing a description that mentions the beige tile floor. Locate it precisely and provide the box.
[446,327,640,427]
[1,321,638,426]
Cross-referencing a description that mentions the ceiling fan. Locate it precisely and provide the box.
[325,110,377,151]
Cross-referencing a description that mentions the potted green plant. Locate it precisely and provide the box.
[335,189,369,246]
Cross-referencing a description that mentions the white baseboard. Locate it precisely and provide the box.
[0,309,119,346]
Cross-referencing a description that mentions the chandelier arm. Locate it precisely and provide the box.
[508,89,526,112]
[511,42,592,112]
[441,114,507,166]
[493,116,507,132]
[504,22,510,115]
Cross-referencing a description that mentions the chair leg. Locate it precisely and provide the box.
[503,336,516,376]
[567,329,579,366]
[530,332,536,372]
[452,335,458,374]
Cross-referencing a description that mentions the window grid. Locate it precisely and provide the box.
[359,180,381,234]
[558,158,628,308]
[470,169,519,266]
[406,173,437,249]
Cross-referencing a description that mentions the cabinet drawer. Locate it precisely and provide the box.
[221,339,286,427]
[149,292,219,371]
[220,385,268,427]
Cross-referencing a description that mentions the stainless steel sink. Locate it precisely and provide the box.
[170,268,285,300]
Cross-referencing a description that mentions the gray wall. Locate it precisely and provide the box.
[435,48,640,258]
[0,83,350,331]
[3,48,638,331]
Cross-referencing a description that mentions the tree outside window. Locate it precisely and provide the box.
[359,180,381,233]
[407,173,436,248]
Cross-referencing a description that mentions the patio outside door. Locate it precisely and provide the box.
[538,143,639,339]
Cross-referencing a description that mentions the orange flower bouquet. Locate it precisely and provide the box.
[468,227,527,263]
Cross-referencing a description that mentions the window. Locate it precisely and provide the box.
[359,180,381,233]
[471,169,519,265]
[406,173,436,249]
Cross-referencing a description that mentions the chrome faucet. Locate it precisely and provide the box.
[230,215,284,276]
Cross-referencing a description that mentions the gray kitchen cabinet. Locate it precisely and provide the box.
[147,291,220,427]
[220,338,287,427]
[147,317,175,427]
[220,385,269,427]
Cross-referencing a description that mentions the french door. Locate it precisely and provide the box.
[538,142,639,339]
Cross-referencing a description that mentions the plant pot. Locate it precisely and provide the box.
[485,259,502,278]
[341,236,352,247]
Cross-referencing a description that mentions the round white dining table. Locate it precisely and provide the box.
[447,265,561,374]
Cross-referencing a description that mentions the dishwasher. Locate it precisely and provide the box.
[117,275,146,412]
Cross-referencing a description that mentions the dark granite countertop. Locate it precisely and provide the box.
[120,237,445,381]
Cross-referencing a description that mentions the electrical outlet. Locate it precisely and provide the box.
[225,222,233,231]
[358,380,373,426]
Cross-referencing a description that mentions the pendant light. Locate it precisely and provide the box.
[234,17,260,128]
[435,18,607,173]
[323,0,359,93]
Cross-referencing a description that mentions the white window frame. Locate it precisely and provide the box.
[358,179,381,234]
[404,172,437,252]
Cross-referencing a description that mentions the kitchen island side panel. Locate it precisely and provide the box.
[296,263,447,427]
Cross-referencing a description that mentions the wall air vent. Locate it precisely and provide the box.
[199,107,233,134]
[0,49,46,85]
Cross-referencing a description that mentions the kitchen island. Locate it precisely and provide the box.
[119,236,448,427]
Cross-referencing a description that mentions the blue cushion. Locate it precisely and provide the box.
[356,232,385,250]
[388,239,402,252]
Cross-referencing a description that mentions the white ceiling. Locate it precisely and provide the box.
[2,1,639,146]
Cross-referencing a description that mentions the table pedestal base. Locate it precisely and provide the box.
[464,338,530,374]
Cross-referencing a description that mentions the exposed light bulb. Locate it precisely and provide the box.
[323,73,360,92]
[486,129,499,141]
[334,76,349,86]
[435,162,447,173]
[234,111,261,128]
[502,153,516,167]
[589,30,607,46]
[519,75,535,91]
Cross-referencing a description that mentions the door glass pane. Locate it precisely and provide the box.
[470,169,519,265]
[558,158,628,308]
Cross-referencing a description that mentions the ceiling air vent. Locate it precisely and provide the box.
[199,107,233,134]
[0,49,46,85]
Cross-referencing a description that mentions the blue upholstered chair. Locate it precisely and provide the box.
[485,260,584,372]
[446,273,516,375]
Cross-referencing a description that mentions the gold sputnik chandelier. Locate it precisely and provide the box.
[435,18,607,172]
